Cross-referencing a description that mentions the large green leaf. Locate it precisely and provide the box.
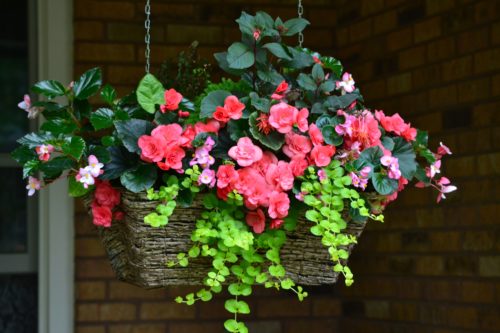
[372,172,398,195]
[248,112,284,151]
[32,80,66,98]
[39,156,75,178]
[214,52,246,76]
[200,90,231,119]
[40,118,78,135]
[311,63,325,82]
[17,133,54,149]
[324,93,360,110]
[321,125,343,146]
[90,108,114,130]
[282,18,310,36]
[68,177,92,197]
[136,74,165,114]
[23,160,40,178]
[227,42,255,69]
[100,84,117,105]
[297,73,317,91]
[322,56,343,77]
[114,119,154,154]
[101,146,137,180]
[235,11,255,35]
[282,47,314,69]
[88,145,111,164]
[62,137,86,160]
[120,164,157,193]
[73,67,102,100]
[262,43,292,60]
[357,146,384,170]
[391,137,417,179]
[11,146,37,164]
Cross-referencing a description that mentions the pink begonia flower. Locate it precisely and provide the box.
[91,202,112,228]
[114,211,125,221]
[178,110,190,118]
[295,191,306,201]
[76,167,96,189]
[213,105,231,122]
[18,94,31,111]
[335,111,355,137]
[338,111,381,150]
[157,146,185,171]
[308,123,324,146]
[359,166,371,178]
[26,176,41,196]
[427,159,441,178]
[151,124,183,147]
[253,29,261,41]
[268,191,290,219]
[318,169,327,182]
[381,155,401,180]
[246,209,265,234]
[216,164,238,189]
[289,155,308,177]
[271,80,289,100]
[234,167,262,196]
[198,168,216,188]
[375,110,417,142]
[268,102,298,134]
[138,135,168,163]
[270,219,284,230]
[245,180,272,209]
[350,172,361,188]
[190,146,214,167]
[436,177,457,203]
[228,137,263,167]
[336,72,355,94]
[266,161,295,191]
[438,142,452,156]
[310,145,336,167]
[87,155,104,178]
[251,151,278,177]
[296,108,309,132]
[35,144,54,162]
[282,132,312,159]
[160,89,183,112]
[194,119,220,135]
[94,181,121,208]
[213,96,245,122]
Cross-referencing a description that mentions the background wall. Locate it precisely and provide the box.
[73,0,500,332]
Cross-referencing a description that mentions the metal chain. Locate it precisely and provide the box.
[297,0,304,47]
[144,0,151,73]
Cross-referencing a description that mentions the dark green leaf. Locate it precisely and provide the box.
[69,177,92,197]
[227,42,255,69]
[214,52,246,76]
[262,43,292,60]
[358,146,384,169]
[311,63,325,82]
[249,92,271,113]
[17,133,54,149]
[227,119,249,141]
[235,11,255,35]
[255,11,274,29]
[319,80,335,93]
[154,110,177,125]
[372,172,398,195]
[73,67,102,100]
[73,99,92,120]
[297,73,317,91]
[415,165,431,184]
[200,90,231,119]
[419,148,436,164]
[415,130,428,146]
[120,164,157,193]
[322,56,343,77]
[136,74,165,114]
[40,118,78,135]
[114,119,154,154]
[32,80,66,98]
[39,156,75,178]
[62,137,86,160]
[311,102,327,115]
[90,108,114,130]
[321,125,343,146]
[381,136,395,151]
[324,93,359,110]
[11,146,37,164]
[101,146,137,180]
[392,137,417,179]
[177,188,194,207]
[23,160,39,178]
[282,47,314,69]
[256,70,284,85]
[249,112,284,151]
[100,84,117,105]
[282,18,310,36]
[89,145,111,164]
[101,135,118,147]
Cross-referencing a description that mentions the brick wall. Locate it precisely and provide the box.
[74,0,500,332]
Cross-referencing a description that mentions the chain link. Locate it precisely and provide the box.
[297,0,304,47]
[144,0,151,73]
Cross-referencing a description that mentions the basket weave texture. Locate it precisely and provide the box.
[86,190,367,289]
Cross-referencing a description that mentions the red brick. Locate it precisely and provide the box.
[457,27,489,54]
[100,303,137,321]
[76,258,115,278]
[76,238,106,257]
[462,281,495,303]
[373,10,397,34]
[75,21,104,40]
[387,72,412,95]
[399,45,426,70]
[76,43,135,63]
[493,74,500,97]
[414,17,442,43]
[361,0,385,15]
[166,24,223,45]
[427,37,455,61]
[349,19,372,42]
[109,281,166,299]
[442,56,472,82]
[312,299,341,317]
[108,324,166,333]
[387,28,413,51]
[426,0,455,14]
[493,22,500,44]
[76,326,106,333]
[107,65,145,85]
[457,78,490,103]
[169,323,222,333]
[76,281,106,300]
[75,1,135,20]
[140,301,196,320]
[479,256,500,277]
[474,48,500,73]
[257,298,311,317]
[107,23,164,42]
[284,319,337,333]
[429,85,457,109]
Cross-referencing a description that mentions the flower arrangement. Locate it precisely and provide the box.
[12,11,456,333]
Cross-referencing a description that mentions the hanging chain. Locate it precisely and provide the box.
[144,0,151,73]
[297,0,304,47]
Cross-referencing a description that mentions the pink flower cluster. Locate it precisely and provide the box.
[91,180,123,228]
[381,155,401,180]
[336,110,382,151]
[375,111,417,142]
[268,102,309,134]
[76,155,104,188]
[191,137,217,188]
[35,144,54,161]
[213,95,245,123]
[350,166,371,190]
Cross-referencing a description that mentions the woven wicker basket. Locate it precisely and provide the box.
[86,190,368,289]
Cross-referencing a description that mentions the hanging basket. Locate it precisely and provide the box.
[85,189,369,289]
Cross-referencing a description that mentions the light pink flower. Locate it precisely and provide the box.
[318,169,327,182]
[268,191,290,219]
[18,94,31,111]
[436,177,457,203]
[253,29,261,41]
[271,81,289,100]
[138,135,168,163]
[336,72,355,94]
[283,132,312,159]
[296,108,309,132]
[198,168,216,188]
[216,164,239,189]
[427,160,441,178]
[290,155,308,177]
[270,219,284,230]
[251,151,278,177]
[157,146,185,171]
[87,155,104,178]
[309,123,324,146]
[228,137,263,167]
[310,145,336,167]
[266,161,295,191]
[26,177,41,196]
[246,209,265,234]
[268,102,298,134]
[151,124,183,147]
[76,167,95,189]
[35,144,54,162]
[438,142,452,156]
